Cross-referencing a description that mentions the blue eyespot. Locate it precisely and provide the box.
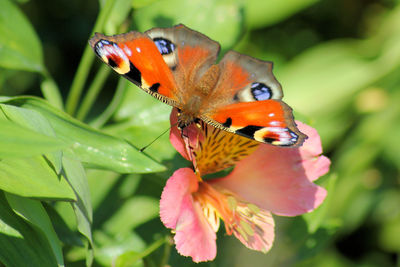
[153,38,175,55]
[251,82,272,100]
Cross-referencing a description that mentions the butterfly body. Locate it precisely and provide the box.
[90,24,307,146]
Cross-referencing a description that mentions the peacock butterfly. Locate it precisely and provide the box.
[89,24,307,146]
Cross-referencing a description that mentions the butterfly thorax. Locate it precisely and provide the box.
[177,65,221,129]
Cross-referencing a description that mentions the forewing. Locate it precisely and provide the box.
[89,31,178,105]
[146,24,220,94]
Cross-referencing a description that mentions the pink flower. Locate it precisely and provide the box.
[160,109,330,262]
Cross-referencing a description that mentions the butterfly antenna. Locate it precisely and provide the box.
[139,123,176,152]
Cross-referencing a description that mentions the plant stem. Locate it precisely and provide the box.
[76,65,110,121]
[159,235,172,267]
[89,78,127,128]
[65,0,115,116]
[41,70,64,110]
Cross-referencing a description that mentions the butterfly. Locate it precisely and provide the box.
[89,24,307,146]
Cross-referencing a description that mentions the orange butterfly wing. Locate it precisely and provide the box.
[209,100,305,146]
[90,25,306,147]
[89,31,178,103]
[199,50,306,146]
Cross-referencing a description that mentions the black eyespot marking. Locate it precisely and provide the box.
[263,137,276,143]
[222,117,232,128]
[251,82,272,101]
[124,62,142,87]
[149,83,160,93]
[107,58,118,68]
[236,125,263,139]
[153,37,176,55]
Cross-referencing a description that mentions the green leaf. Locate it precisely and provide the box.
[116,251,144,267]
[133,0,244,49]
[2,97,166,173]
[303,174,338,233]
[62,157,93,266]
[45,203,83,247]
[0,0,44,72]
[244,0,319,29]
[103,196,159,236]
[0,117,67,158]
[104,0,134,34]
[132,0,159,9]
[0,156,76,200]
[94,231,146,267]
[115,237,167,267]
[107,85,176,162]
[280,40,379,116]
[0,192,58,267]
[5,193,64,267]
[1,104,64,172]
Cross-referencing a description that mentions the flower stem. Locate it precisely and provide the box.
[65,0,115,116]
[159,235,172,266]
[116,236,168,266]
[89,77,127,128]
[76,65,110,121]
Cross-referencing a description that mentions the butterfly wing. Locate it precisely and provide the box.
[89,31,179,105]
[202,51,307,146]
[90,26,306,146]
[90,25,220,108]
[207,100,305,146]
[145,24,220,99]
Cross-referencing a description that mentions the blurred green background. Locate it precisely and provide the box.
[0,0,399,266]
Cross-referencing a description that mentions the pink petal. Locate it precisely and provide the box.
[174,197,217,262]
[212,123,330,217]
[160,168,198,228]
[160,168,217,262]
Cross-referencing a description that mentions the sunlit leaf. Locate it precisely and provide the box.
[5,193,64,267]
[0,117,67,158]
[1,104,63,172]
[133,0,243,49]
[0,193,58,267]
[104,0,133,34]
[107,85,175,162]
[62,157,93,265]
[0,0,44,72]
[94,231,146,266]
[0,156,75,200]
[2,97,166,173]
[244,0,319,29]
[103,196,159,235]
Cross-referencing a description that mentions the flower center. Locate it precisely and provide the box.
[192,182,274,252]
[194,122,260,175]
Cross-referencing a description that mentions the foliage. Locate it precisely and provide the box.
[0,0,399,266]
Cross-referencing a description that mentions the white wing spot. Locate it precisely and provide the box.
[124,47,132,56]
[268,113,275,117]
[136,47,141,53]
